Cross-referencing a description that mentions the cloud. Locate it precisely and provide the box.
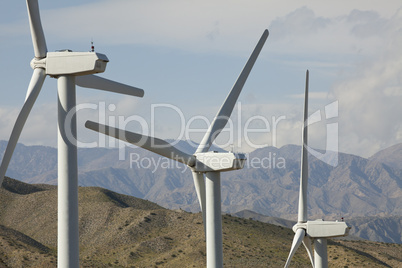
[347,9,388,38]
[0,102,57,147]
[2,1,401,59]
[330,9,402,157]
[270,6,330,38]
[268,6,391,59]
[289,92,329,100]
[36,0,272,54]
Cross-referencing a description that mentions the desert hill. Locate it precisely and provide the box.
[0,177,400,267]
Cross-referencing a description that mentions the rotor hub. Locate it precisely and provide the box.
[292,222,307,233]
[30,57,46,70]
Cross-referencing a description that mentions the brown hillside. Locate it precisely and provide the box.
[0,177,400,267]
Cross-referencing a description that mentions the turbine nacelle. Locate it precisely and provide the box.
[293,220,351,239]
[193,152,246,173]
[30,51,109,76]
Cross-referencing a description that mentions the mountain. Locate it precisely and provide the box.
[369,143,402,170]
[346,216,402,244]
[0,177,401,267]
[232,209,294,228]
[233,210,402,244]
[0,142,57,181]
[1,141,401,242]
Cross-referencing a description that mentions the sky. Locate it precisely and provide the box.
[0,0,401,158]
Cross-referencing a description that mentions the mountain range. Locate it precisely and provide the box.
[1,140,401,244]
[232,209,402,244]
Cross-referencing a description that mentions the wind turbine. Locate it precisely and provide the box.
[0,1,144,267]
[284,70,350,268]
[85,29,269,268]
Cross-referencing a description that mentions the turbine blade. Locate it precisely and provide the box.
[27,0,47,58]
[192,171,206,234]
[302,235,315,267]
[85,121,195,165]
[0,68,46,185]
[298,70,309,223]
[196,29,269,153]
[284,228,306,268]
[75,75,144,98]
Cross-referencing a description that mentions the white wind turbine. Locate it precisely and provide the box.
[284,70,350,268]
[0,1,144,267]
[85,29,268,268]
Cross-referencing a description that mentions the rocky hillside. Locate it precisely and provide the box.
[0,177,401,267]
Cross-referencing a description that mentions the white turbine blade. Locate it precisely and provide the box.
[302,235,315,267]
[284,228,305,268]
[75,75,144,98]
[192,171,206,233]
[298,70,309,223]
[196,29,269,153]
[85,121,195,165]
[0,68,46,185]
[27,0,47,58]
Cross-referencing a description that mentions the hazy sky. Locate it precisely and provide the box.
[0,0,401,158]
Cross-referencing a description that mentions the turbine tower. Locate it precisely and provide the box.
[284,70,350,268]
[0,1,144,267]
[85,29,269,268]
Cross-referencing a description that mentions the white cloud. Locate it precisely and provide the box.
[330,9,402,157]
[38,0,272,54]
[268,7,391,59]
[0,1,392,55]
[0,102,57,147]
[289,91,329,100]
